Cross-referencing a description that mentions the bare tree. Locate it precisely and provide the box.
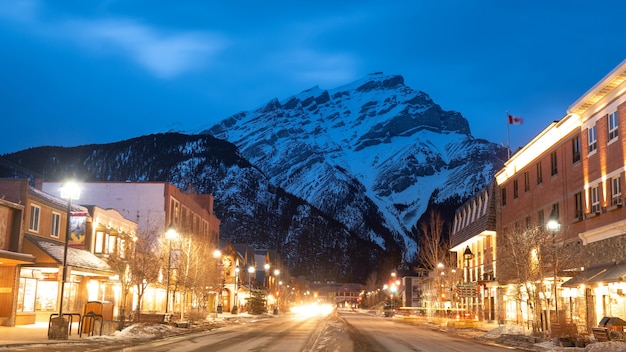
[417,210,452,270]
[131,229,161,322]
[498,224,582,335]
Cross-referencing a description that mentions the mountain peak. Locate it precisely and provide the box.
[206,72,507,262]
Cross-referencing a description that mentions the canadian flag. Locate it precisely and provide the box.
[508,114,523,125]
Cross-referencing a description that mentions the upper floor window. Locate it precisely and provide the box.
[550,151,558,176]
[501,188,507,206]
[29,205,41,232]
[572,135,581,163]
[524,171,530,192]
[609,111,619,141]
[611,176,622,206]
[588,125,597,153]
[51,212,61,238]
[513,179,519,199]
[536,162,543,184]
[590,186,600,214]
[574,192,583,220]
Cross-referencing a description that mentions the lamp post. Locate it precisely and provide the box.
[213,249,223,315]
[48,181,81,340]
[264,263,270,288]
[248,266,255,311]
[165,224,179,313]
[233,264,240,314]
[546,209,561,331]
[463,246,474,312]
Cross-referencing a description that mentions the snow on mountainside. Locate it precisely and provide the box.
[207,73,507,260]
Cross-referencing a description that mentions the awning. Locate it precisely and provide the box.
[561,263,626,287]
[0,249,36,265]
[587,263,626,284]
[23,234,113,276]
[561,266,608,287]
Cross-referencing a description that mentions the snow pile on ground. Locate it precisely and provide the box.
[483,324,528,338]
[85,319,231,342]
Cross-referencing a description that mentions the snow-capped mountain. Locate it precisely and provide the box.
[0,73,506,281]
[206,73,507,261]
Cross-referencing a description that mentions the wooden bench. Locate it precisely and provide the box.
[592,327,611,342]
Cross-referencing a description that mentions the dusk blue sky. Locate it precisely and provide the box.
[1,1,625,154]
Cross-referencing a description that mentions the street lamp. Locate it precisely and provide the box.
[165,224,179,313]
[233,264,240,313]
[248,266,255,310]
[463,246,474,313]
[213,249,223,315]
[546,209,561,329]
[48,181,80,340]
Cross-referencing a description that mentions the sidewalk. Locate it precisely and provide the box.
[0,312,250,349]
[0,321,85,348]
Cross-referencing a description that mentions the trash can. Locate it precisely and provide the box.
[599,317,626,332]
[217,305,223,314]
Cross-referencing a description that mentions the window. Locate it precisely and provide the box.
[537,210,544,228]
[501,188,507,206]
[525,216,531,229]
[551,203,560,219]
[550,151,558,176]
[513,179,519,199]
[588,125,597,153]
[574,192,583,220]
[51,212,61,238]
[572,135,581,163]
[536,162,543,184]
[95,231,104,253]
[590,186,600,214]
[524,171,530,192]
[609,111,619,141]
[612,176,622,206]
[29,205,40,232]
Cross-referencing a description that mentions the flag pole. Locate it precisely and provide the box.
[505,111,511,159]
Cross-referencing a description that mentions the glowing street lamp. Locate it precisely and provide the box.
[48,181,80,340]
[248,266,255,308]
[165,224,179,313]
[213,250,223,315]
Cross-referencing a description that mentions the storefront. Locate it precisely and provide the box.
[17,234,115,324]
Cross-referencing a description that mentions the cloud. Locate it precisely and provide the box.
[272,48,358,86]
[67,19,227,78]
[0,1,227,79]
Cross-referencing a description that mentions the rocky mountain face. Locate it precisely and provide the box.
[206,73,508,262]
[0,72,507,282]
[0,133,381,282]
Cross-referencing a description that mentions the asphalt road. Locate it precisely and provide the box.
[119,313,328,352]
[337,310,521,352]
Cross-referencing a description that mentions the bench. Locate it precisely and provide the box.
[592,327,611,342]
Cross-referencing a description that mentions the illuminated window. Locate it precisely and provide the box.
[550,151,558,176]
[609,111,619,141]
[95,231,104,253]
[536,162,543,185]
[588,125,597,153]
[572,135,581,163]
[29,205,40,232]
[51,212,61,238]
[590,186,600,214]
[611,176,622,206]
